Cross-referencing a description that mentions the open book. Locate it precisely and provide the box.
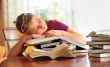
[25,36,88,49]
[23,44,75,60]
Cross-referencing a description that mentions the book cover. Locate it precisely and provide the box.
[25,36,88,49]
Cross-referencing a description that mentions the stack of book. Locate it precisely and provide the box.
[25,36,88,50]
[23,36,88,60]
[24,38,61,51]
[86,31,110,57]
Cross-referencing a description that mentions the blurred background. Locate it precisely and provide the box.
[1,0,110,37]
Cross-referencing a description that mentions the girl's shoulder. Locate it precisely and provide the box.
[45,20,68,31]
[45,20,57,23]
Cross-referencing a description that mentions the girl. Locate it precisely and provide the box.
[8,13,86,57]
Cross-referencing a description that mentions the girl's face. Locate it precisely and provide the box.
[28,16,48,34]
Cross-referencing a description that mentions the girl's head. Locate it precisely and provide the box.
[15,13,48,34]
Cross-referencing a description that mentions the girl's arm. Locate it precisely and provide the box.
[63,28,86,45]
[45,28,86,45]
[8,34,33,57]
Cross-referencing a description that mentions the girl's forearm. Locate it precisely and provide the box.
[8,37,27,57]
[62,31,86,45]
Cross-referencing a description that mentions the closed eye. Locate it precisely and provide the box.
[37,25,42,29]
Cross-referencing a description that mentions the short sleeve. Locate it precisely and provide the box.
[46,20,68,31]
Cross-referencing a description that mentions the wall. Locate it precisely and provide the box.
[73,0,110,36]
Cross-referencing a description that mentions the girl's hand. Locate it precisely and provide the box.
[21,34,44,41]
[45,30,63,37]
[32,34,44,39]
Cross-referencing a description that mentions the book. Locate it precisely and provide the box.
[41,42,60,51]
[87,36,110,42]
[86,31,110,37]
[86,41,110,45]
[90,45,103,49]
[103,45,110,49]
[25,36,88,49]
[90,45,110,49]
[41,42,60,48]
[73,50,89,53]
[41,47,54,51]
[23,43,75,60]
[89,49,110,54]
[72,45,89,53]
[89,52,110,58]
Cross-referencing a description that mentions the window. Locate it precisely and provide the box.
[24,0,74,28]
[4,0,75,30]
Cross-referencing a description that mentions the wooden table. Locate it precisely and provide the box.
[2,27,110,67]
[1,55,110,67]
